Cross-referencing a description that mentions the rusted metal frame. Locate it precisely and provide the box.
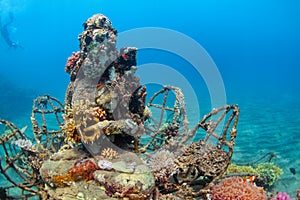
[10,164,36,187]
[140,89,170,152]
[156,88,169,132]
[0,160,38,195]
[0,120,26,140]
[147,87,168,105]
[3,155,36,187]
[13,162,34,181]
[142,86,190,152]
[3,152,23,171]
[217,106,239,152]
[32,109,61,114]
[48,96,64,126]
[148,103,175,112]
[202,107,229,144]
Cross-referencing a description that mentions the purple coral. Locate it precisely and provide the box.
[104,182,117,197]
[271,192,292,200]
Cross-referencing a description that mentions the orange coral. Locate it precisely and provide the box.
[62,119,81,143]
[210,177,266,200]
[52,174,72,187]
[92,107,107,122]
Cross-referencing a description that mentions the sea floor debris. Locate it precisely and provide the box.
[0,13,296,200]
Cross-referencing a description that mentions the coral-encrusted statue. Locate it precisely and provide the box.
[0,13,250,200]
[64,14,146,157]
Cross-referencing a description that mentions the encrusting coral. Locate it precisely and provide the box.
[65,51,80,74]
[210,176,266,200]
[226,163,258,175]
[52,159,100,187]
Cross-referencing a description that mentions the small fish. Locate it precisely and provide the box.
[243,175,256,183]
[289,168,296,175]
[20,126,28,134]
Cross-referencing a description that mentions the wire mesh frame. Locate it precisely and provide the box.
[0,120,40,196]
[190,104,239,155]
[31,95,65,153]
[188,104,240,196]
[139,86,189,152]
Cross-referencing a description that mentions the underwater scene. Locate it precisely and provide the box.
[0,0,299,199]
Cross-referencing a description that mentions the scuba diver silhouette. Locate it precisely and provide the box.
[0,12,23,49]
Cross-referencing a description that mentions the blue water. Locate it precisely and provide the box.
[0,0,299,197]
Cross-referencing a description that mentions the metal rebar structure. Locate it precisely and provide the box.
[139,86,190,153]
[0,95,66,199]
[178,104,240,197]
[0,120,41,199]
[31,94,65,154]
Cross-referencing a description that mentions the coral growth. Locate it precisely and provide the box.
[210,177,266,200]
[147,149,177,182]
[68,159,99,182]
[226,163,258,175]
[92,106,107,122]
[226,162,283,188]
[11,139,35,151]
[271,192,292,200]
[101,147,119,160]
[97,160,113,170]
[0,13,246,200]
[65,51,80,74]
[52,174,72,187]
[52,159,100,186]
[62,118,81,144]
[255,162,283,186]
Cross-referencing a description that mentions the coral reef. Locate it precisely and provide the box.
[174,140,229,195]
[210,176,266,200]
